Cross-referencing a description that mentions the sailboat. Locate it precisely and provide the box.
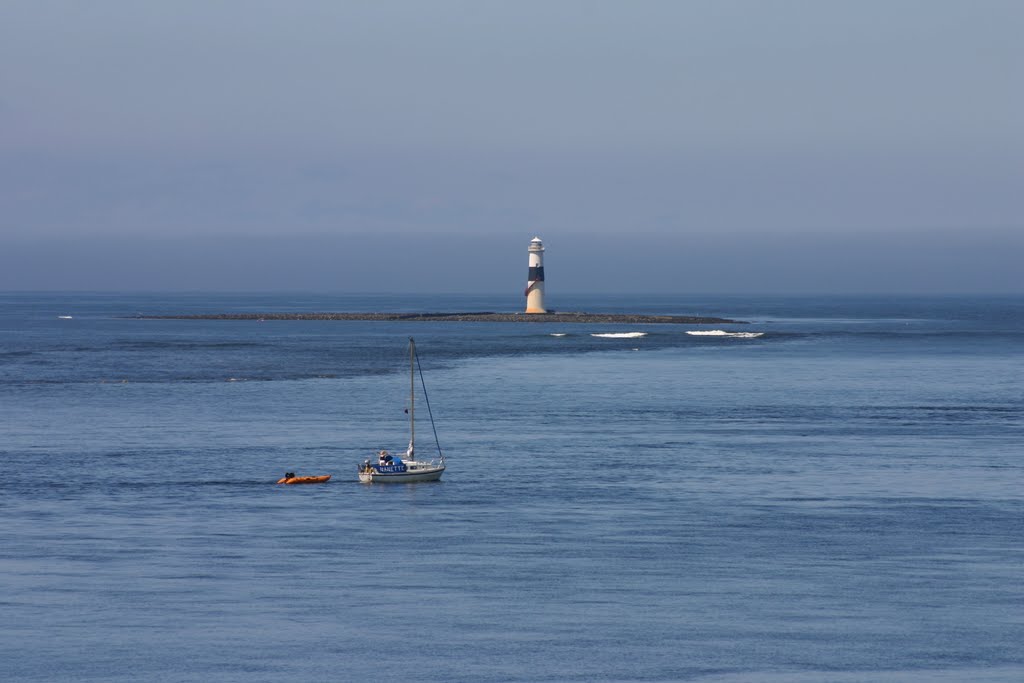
[358,338,446,483]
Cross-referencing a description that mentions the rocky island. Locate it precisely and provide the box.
[137,311,743,324]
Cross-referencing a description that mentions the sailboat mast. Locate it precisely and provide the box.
[409,337,415,450]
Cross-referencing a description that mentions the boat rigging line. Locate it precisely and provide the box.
[412,337,445,462]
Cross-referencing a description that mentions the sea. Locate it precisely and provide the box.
[1,292,1021,683]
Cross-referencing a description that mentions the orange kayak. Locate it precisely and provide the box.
[277,475,331,485]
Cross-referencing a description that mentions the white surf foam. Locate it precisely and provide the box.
[591,332,648,339]
[550,333,567,337]
[57,315,73,319]
[687,330,763,338]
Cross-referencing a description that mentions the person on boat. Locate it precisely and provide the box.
[284,472,295,480]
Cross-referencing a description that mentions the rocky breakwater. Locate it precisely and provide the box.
[137,311,743,324]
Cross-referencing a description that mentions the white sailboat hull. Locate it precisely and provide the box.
[358,461,445,483]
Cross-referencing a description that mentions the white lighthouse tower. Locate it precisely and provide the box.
[524,236,547,314]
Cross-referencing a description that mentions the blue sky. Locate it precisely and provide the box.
[1,1,1021,292]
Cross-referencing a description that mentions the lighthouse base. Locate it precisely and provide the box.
[525,307,547,314]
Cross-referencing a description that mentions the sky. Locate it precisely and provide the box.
[1,0,1021,293]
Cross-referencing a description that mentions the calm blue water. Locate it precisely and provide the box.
[1,293,1022,683]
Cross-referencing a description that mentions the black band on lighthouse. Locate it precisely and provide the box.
[528,266,544,281]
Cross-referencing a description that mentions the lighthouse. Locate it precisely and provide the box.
[524,236,547,314]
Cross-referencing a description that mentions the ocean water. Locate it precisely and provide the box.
[1,292,1021,683]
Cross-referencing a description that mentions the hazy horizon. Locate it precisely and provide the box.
[4,228,1020,295]
[2,1,1021,293]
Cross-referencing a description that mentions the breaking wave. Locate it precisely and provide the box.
[687,330,764,338]
[591,332,648,339]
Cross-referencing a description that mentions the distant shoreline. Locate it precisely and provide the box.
[135,312,744,324]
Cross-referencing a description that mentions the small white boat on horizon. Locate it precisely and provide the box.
[358,338,445,483]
